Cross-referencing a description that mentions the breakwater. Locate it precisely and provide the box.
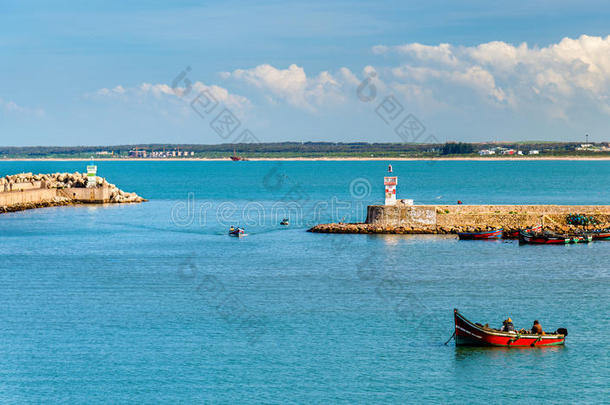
[309,204,610,235]
[0,172,145,214]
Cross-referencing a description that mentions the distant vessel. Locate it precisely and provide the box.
[228,226,247,237]
[280,218,289,226]
[230,150,247,161]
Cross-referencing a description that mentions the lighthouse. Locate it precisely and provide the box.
[384,164,397,206]
[86,158,98,188]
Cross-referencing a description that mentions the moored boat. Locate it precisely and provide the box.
[280,218,289,226]
[506,224,542,239]
[453,309,567,347]
[591,229,610,240]
[569,234,593,243]
[519,230,569,244]
[458,228,503,240]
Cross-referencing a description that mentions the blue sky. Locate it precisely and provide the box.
[2,0,610,145]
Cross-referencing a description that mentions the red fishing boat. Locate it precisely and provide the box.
[453,309,567,347]
[457,228,503,240]
[519,230,569,244]
[506,224,542,239]
[519,231,592,244]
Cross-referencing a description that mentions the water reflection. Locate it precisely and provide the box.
[454,345,566,362]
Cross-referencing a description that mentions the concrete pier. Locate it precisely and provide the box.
[309,204,610,235]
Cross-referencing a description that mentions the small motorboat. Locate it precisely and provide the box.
[453,309,567,347]
[506,224,542,239]
[457,228,503,240]
[280,218,289,226]
[228,227,247,237]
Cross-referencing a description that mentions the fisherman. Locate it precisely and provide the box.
[230,225,234,232]
[531,320,544,335]
[501,318,515,332]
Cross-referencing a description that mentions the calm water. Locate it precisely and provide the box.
[0,161,608,403]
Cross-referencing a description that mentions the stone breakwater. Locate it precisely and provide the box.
[309,204,610,236]
[1,172,146,214]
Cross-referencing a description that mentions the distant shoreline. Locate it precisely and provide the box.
[2,156,610,162]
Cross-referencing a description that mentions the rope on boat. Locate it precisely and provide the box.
[531,336,543,346]
[444,331,456,345]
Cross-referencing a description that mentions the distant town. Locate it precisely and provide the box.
[1,141,609,159]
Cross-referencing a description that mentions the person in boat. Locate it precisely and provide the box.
[229,225,234,232]
[500,317,515,332]
[531,320,544,335]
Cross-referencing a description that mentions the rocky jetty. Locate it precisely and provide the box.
[1,172,145,203]
[0,172,146,214]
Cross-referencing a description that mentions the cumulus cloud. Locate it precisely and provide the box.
[89,35,610,126]
[0,97,45,116]
[377,34,610,117]
[222,64,358,110]
[92,81,250,112]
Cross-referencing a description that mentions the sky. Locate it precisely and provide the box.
[2,0,610,146]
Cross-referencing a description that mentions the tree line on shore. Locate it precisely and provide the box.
[1,141,608,158]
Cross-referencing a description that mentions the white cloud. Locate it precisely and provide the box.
[222,64,356,110]
[372,45,389,55]
[0,97,45,116]
[377,34,610,117]
[92,81,250,112]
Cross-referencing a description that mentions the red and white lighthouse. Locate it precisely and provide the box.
[384,164,397,206]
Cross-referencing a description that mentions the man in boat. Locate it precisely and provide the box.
[500,317,515,332]
[531,320,544,335]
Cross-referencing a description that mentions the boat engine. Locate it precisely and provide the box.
[556,328,568,336]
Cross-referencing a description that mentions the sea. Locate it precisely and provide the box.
[0,160,608,403]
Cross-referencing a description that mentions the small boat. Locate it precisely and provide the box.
[591,229,610,240]
[228,227,247,237]
[280,218,289,226]
[506,224,542,239]
[519,230,570,244]
[569,234,593,243]
[520,230,592,244]
[458,228,503,240]
[453,309,567,347]
[230,149,247,161]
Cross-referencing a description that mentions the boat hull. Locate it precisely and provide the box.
[592,232,610,240]
[507,225,542,239]
[454,309,565,347]
[458,229,503,240]
[519,233,568,244]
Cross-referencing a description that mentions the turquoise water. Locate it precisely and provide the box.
[0,161,608,403]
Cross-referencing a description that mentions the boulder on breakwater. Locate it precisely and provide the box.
[0,172,146,214]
